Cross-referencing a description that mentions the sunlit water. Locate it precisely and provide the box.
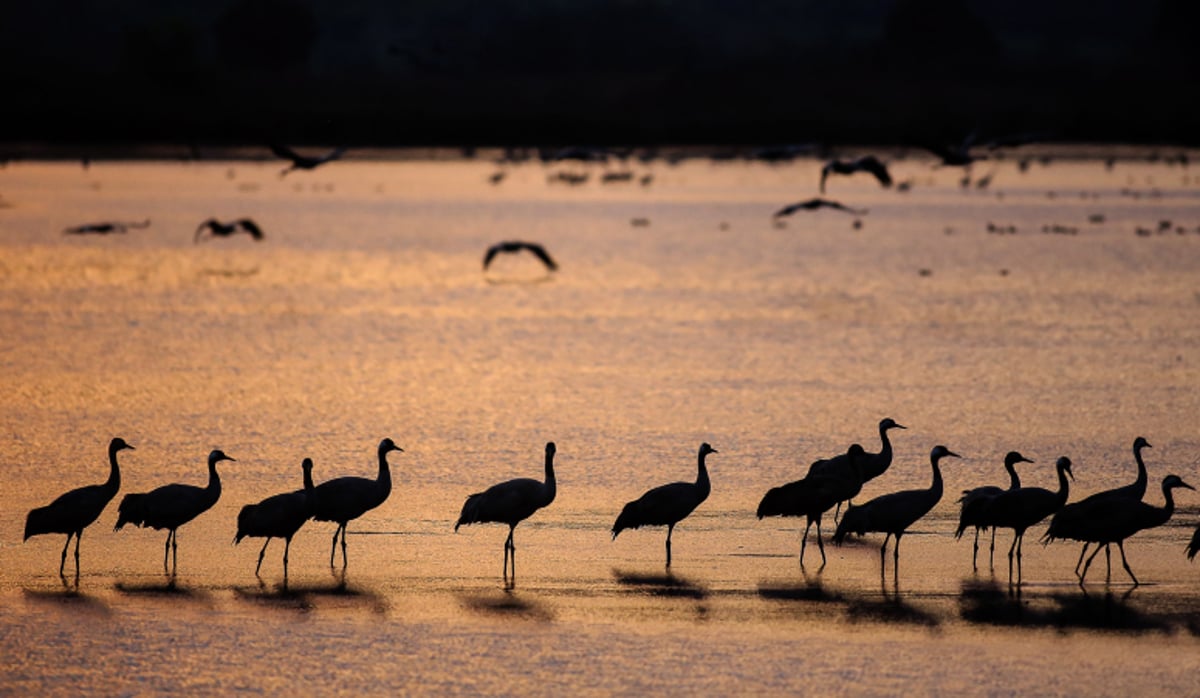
[1,152,1200,694]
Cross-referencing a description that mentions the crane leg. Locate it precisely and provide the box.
[1080,543,1105,584]
[74,530,82,577]
[1104,544,1111,584]
[59,533,72,577]
[1116,541,1138,586]
[329,526,340,568]
[1015,532,1024,585]
[833,501,842,524]
[665,524,674,568]
[340,526,349,569]
[1007,531,1018,582]
[171,530,178,576]
[815,518,826,567]
[799,520,811,565]
[163,531,172,574]
[989,528,996,569]
[893,533,902,565]
[256,539,269,577]
[1074,543,1089,577]
[282,537,291,589]
[970,528,979,571]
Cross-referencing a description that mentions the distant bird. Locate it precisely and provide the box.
[612,443,716,567]
[757,444,866,565]
[984,456,1073,584]
[773,198,867,218]
[194,218,264,243]
[269,144,347,176]
[921,132,983,168]
[115,449,234,575]
[833,445,960,572]
[1046,475,1193,586]
[455,442,558,579]
[235,458,315,581]
[1048,437,1151,577]
[63,219,150,235]
[1187,526,1200,561]
[308,438,404,570]
[482,240,558,271]
[24,437,134,578]
[807,418,907,520]
[955,451,1032,571]
[820,156,893,193]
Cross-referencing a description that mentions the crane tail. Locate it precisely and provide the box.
[24,505,54,540]
[832,505,867,546]
[114,493,147,531]
[455,492,485,530]
[756,486,791,519]
[611,500,643,539]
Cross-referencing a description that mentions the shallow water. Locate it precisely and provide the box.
[2,152,1200,694]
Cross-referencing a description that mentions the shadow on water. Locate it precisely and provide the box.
[113,577,209,600]
[458,589,555,622]
[612,569,708,600]
[844,588,942,629]
[22,587,111,616]
[958,579,1175,634]
[756,571,844,604]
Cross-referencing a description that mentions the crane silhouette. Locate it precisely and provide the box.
[820,155,893,193]
[612,442,716,567]
[772,198,867,218]
[833,445,960,573]
[757,444,865,566]
[482,241,558,271]
[807,418,906,520]
[115,449,234,575]
[1045,475,1193,586]
[983,456,1073,584]
[955,451,1031,571]
[269,144,347,176]
[308,438,404,570]
[1048,437,1151,578]
[24,437,134,579]
[194,218,264,243]
[235,458,315,582]
[455,442,558,580]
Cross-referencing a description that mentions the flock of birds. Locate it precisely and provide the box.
[23,425,1200,590]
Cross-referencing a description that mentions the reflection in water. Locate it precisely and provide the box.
[756,572,842,604]
[232,578,389,614]
[612,569,708,600]
[22,587,111,616]
[957,579,1174,634]
[459,590,555,622]
[844,588,941,629]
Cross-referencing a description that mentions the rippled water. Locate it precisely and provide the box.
[2,152,1199,694]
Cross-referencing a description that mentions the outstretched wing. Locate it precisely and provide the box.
[269,144,301,162]
[523,243,558,271]
[237,219,265,240]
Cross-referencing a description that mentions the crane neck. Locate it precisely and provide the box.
[105,441,123,492]
[878,423,894,460]
[928,454,945,501]
[376,443,393,492]
[1003,461,1022,490]
[1054,462,1071,506]
[1160,481,1180,518]
[543,449,557,503]
[696,449,711,497]
[1131,442,1149,497]
[302,463,314,491]
[205,455,222,498]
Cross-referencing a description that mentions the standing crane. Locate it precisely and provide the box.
[612,442,716,567]
[115,449,234,576]
[308,438,404,570]
[807,418,906,520]
[983,456,1073,584]
[757,444,865,566]
[25,437,134,579]
[235,458,315,582]
[955,451,1032,570]
[455,442,558,580]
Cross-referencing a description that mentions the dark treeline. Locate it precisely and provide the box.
[4,0,1199,148]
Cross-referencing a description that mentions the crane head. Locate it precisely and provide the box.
[545,442,556,456]
[1004,451,1033,467]
[881,418,906,431]
[1133,436,1151,452]
[380,438,404,454]
[209,449,235,464]
[111,437,135,452]
[1056,456,1073,480]
[931,445,960,462]
[1164,474,1194,492]
[699,442,718,456]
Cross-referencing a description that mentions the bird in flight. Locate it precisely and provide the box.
[773,198,867,218]
[483,241,558,271]
[63,219,150,235]
[194,218,265,243]
[269,144,347,176]
[820,156,892,193]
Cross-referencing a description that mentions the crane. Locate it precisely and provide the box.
[612,442,716,567]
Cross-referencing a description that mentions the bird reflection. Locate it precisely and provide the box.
[959,579,1172,633]
[22,587,111,616]
[459,589,554,622]
[612,569,708,600]
[756,574,842,604]
[845,587,940,628]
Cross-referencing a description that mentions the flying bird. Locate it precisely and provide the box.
[269,144,347,176]
[115,449,234,576]
[757,444,865,565]
[24,437,134,579]
[482,241,558,271]
[455,442,558,580]
[63,219,150,235]
[820,156,892,193]
[773,198,867,218]
[612,442,716,567]
[194,218,265,243]
[308,439,404,570]
[235,458,315,581]
[833,445,960,573]
[955,451,1031,571]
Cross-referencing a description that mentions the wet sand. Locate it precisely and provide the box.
[1,153,1199,693]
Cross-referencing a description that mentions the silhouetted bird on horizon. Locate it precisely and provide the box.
[612,442,716,567]
[773,198,867,218]
[833,445,960,573]
[955,451,1031,571]
[115,449,234,576]
[983,456,1073,584]
[25,437,134,579]
[455,442,558,580]
[235,458,315,581]
[63,219,150,235]
[194,218,264,243]
[308,439,403,570]
[269,144,346,176]
[757,444,865,566]
[820,156,892,193]
[1044,474,1193,586]
[482,241,558,271]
